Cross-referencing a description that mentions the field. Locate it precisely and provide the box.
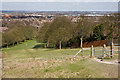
[2,40,118,78]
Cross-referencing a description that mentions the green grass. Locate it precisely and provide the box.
[2,40,118,78]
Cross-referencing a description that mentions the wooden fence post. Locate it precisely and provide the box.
[110,43,113,58]
[103,44,106,57]
[91,45,94,57]
[93,46,94,57]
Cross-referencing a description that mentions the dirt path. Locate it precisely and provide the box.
[93,58,118,65]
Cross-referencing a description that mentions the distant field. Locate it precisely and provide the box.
[2,40,118,78]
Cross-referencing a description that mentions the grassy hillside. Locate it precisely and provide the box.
[2,40,118,78]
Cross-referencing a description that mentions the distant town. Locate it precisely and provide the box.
[0,10,118,32]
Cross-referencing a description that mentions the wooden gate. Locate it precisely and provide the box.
[91,44,113,58]
[94,47,104,57]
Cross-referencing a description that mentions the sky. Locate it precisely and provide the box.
[1,0,120,2]
[1,0,119,11]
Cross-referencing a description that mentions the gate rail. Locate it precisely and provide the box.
[90,44,119,58]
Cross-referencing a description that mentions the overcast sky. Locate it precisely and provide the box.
[1,0,119,11]
[2,2,118,11]
[2,0,120,2]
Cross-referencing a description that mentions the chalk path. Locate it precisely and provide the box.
[93,58,118,65]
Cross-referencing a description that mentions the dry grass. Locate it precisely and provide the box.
[2,40,118,78]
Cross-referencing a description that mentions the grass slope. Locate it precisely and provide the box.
[2,40,118,78]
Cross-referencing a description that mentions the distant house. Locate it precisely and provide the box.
[0,27,8,32]
[72,18,78,22]
[4,14,10,18]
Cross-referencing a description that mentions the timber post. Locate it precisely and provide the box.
[103,44,106,57]
[91,45,94,57]
[110,43,113,58]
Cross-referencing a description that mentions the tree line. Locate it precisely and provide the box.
[2,21,36,48]
[1,13,119,49]
[37,14,119,49]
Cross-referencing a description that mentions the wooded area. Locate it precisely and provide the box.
[37,14,119,49]
[2,21,36,47]
[1,14,119,49]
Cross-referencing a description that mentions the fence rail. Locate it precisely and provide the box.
[90,43,119,58]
